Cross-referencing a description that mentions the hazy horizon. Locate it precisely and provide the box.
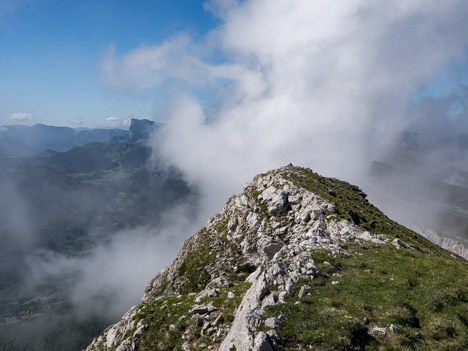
[2,1,468,350]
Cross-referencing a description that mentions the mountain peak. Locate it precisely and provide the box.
[128,118,163,141]
[87,165,468,351]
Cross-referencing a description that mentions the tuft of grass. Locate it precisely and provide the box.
[176,214,246,295]
[177,229,217,293]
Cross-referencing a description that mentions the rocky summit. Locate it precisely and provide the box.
[87,165,468,351]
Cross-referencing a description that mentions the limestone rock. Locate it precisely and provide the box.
[264,318,282,329]
[253,332,273,351]
[298,285,311,298]
[87,165,401,351]
[189,303,217,315]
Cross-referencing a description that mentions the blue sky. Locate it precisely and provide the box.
[0,0,217,128]
[1,0,467,131]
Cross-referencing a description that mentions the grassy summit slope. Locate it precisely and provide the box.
[275,167,468,350]
[88,166,468,351]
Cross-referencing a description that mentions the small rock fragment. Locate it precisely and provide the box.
[264,317,282,329]
[254,331,274,351]
[298,285,311,298]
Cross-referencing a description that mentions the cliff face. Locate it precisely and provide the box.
[87,166,468,351]
[128,119,161,141]
[368,161,468,260]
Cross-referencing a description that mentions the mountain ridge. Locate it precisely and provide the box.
[0,121,196,351]
[0,123,128,156]
[87,165,468,351]
[368,160,468,259]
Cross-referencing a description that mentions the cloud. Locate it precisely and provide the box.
[4,0,466,333]
[69,118,83,126]
[26,203,200,319]
[9,112,32,121]
[93,0,468,307]
[100,35,229,94]
[145,1,468,213]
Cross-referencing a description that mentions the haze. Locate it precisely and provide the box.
[2,1,468,350]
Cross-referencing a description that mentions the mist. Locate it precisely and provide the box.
[99,1,468,212]
[15,0,468,323]
[25,202,203,320]
[101,0,468,260]
[4,1,468,349]
[0,139,200,350]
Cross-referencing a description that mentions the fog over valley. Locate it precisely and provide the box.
[2,1,468,350]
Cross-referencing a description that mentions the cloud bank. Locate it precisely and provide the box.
[26,203,199,319]
[102,0,468,214]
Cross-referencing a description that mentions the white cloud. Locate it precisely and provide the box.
[106,116,118,121]
[104,0,468,225]
[122,119,130,126]
[100,36,220,94]
[69,118,83,126]
[8,112,32,121]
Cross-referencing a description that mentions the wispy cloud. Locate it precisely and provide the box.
[106,116,118,121]
[0,0,40,23]
[92,0,468,311]
[9,112,32,121]
[99,1,468,210]
[69,118,83,126]
[100,35,227,94]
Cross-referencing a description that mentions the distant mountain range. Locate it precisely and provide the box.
[0,118,192,351]
[0,124,127,156]
[0,118,162,157]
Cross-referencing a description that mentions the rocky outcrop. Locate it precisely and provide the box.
[414,224,468,260]
[128,118,161,140]
[87,165,468,351]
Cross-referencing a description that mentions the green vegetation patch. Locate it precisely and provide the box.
[262,243,468,350]
[177,229,218,293]
[177,215,245,294]
[133,281,251,351]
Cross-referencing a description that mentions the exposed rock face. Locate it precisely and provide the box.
[128,118,161,140]
[89,307,140,351]
[414,224,468,260]
[87,165,468,351]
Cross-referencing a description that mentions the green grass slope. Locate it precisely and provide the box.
[271,167,468,350]
[89,166,468,351]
